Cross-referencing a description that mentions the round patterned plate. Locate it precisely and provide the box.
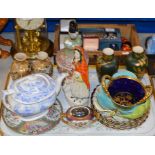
[2,100,62,135]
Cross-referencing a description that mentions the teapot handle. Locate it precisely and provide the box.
[101,75,112,93]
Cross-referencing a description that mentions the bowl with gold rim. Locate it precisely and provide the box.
[95,71,152,119]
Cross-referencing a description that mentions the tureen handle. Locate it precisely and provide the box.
[1,90,15,111]
[1,89,14,97]
[101,75,112,93]
[144,85,152,99]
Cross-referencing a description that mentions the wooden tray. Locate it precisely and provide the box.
[54,24,140,65]
[1,67,155,136]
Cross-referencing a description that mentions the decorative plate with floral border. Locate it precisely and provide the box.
[2,100,62,135]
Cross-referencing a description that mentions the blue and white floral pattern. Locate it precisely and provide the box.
[9,74,56,104]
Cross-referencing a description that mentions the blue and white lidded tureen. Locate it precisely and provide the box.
[2,73,68,117]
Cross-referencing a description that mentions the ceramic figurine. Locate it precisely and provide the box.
[10,52,30,80]
[31,51,53,76]
[56,48,89,74]
[64,21,82,49]
[2,73,68,117]
[94,71,152,119]
[96,48,118,82]
[62,46,90,106]
[56,48,76,73]
[61,106,96,129]
[126,46,148,78]
[2,100,62,135]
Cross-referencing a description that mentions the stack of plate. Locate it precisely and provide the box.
[91,71,151,130]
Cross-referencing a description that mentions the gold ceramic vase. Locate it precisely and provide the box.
[31,51,53,76]
[10,52,30,80]
[126,46,148,78]
[96,48,118,82]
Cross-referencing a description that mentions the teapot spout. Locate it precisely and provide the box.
[55,73,68,95]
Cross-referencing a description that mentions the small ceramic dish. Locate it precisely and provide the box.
[2,100,62,135]
[61,106,96,129]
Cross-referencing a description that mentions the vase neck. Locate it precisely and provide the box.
[132,52,144,59]
[103,53,114,61]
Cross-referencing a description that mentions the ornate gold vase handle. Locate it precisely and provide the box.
[94,109,117,119]
[145,85,153,99]
[101,75,112,92]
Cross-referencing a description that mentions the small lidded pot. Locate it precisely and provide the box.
[31,51,53,76]
[96,48,118,82]
[10,52,30,80]
[126,46,148,78]
[61,106,96,129]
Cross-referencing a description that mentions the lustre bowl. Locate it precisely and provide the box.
[96,71,152,119]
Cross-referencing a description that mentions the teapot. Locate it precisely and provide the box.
[2,73,68,117]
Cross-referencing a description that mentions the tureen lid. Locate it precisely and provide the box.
[8,73,56,105]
